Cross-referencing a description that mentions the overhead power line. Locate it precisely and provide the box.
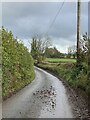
[44,1,65,36]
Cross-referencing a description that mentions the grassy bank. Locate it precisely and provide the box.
[37,63,88,94]
[2,27,35,100]
[46,58,76,63]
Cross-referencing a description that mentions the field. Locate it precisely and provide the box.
[46,58,76,63]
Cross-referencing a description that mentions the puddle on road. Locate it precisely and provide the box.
[33,85,57,109]
[24,85,57,118]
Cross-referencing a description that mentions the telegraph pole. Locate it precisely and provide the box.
[77,0,81,65]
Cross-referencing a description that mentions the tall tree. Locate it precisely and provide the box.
[88,37,90,116]
[88,38,90,81]
[31,37,38,59]
[30,35,51,62]
[68,45,76,58]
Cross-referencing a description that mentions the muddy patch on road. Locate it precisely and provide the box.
[33,86,57,110]
[24,86,57,118]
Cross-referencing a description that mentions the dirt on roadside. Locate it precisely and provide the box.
[63,81,89,119]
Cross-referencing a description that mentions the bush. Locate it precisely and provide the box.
[1,27,35,99]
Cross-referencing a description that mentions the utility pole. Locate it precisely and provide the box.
[77,0,81,65]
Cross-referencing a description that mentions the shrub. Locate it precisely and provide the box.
[1,27,35,99]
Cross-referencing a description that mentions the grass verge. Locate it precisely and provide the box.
[36,63,88,94]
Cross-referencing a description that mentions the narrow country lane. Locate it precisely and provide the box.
[2,67,74,118]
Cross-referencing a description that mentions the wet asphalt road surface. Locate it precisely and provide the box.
[2,67,74,118]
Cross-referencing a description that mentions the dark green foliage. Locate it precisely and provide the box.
[44,47,64,58]
[87,36,90,94]
[1,27,35,99]
[31,37,38,59]
[79,33,88,63]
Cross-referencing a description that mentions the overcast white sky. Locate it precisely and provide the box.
[1,1,88,53]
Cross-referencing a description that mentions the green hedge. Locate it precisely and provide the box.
[1,27,35,99]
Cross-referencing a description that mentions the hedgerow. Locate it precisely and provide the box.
[1,27,35,99]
